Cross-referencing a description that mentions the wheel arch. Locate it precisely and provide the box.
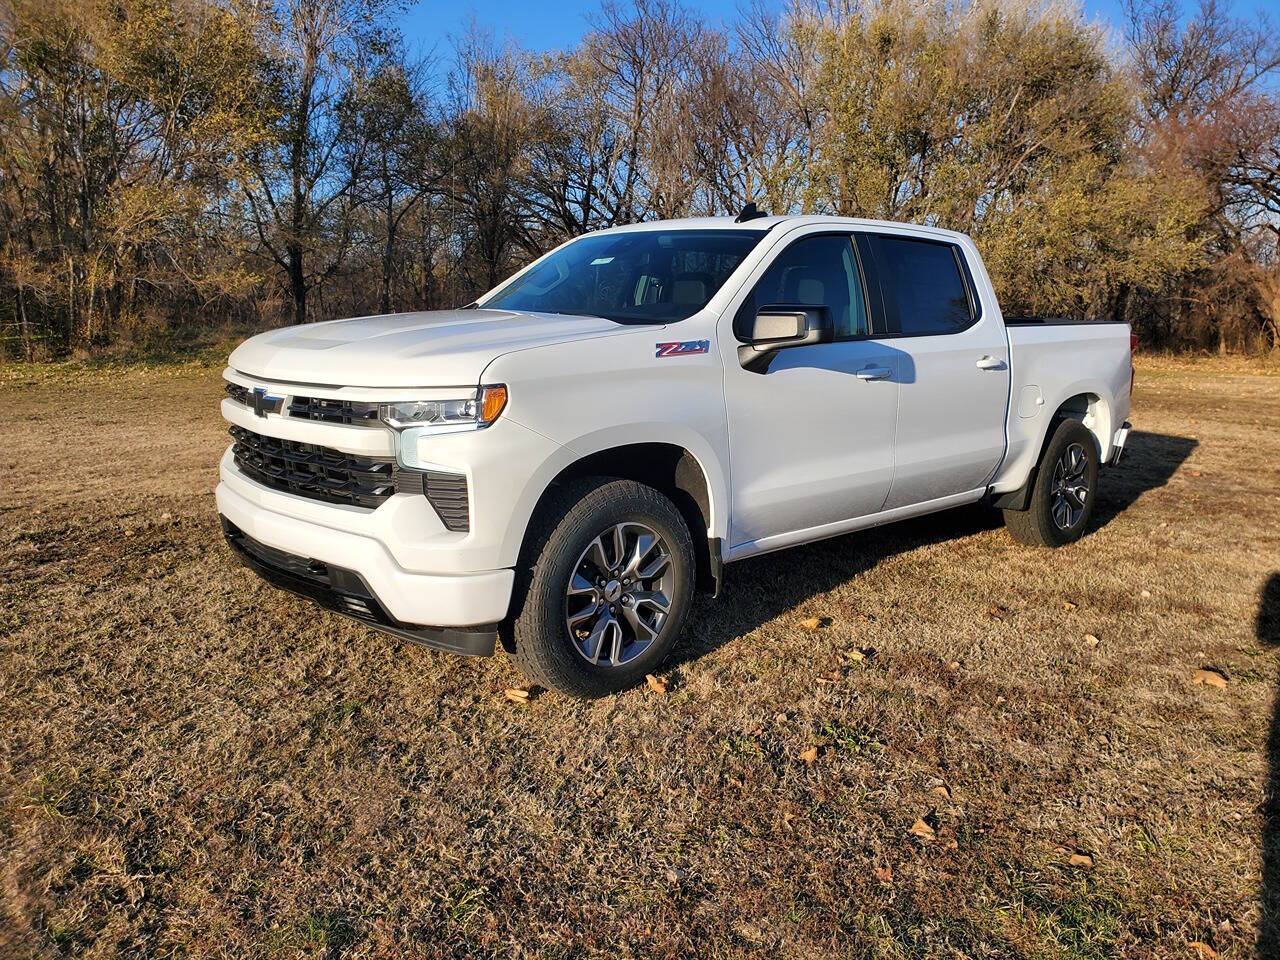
[1049,390,1112,459]
[993,390,1111,511]
[517,440,722,598]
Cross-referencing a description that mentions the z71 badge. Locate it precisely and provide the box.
[655,340,710,358]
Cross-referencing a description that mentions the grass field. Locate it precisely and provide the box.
[1,355,1278,959]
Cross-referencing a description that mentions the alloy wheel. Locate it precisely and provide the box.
[1050,442,1090,531]
[564,522,674,667]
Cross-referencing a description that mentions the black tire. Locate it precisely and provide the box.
[509,477,696,698]
[1003,419,1100,547]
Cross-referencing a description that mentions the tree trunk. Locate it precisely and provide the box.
[380,225,395,314]
[288,244,307,325]
[1112,283,1130,327]
[17,283,32,361]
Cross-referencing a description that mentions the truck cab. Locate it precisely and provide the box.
[216,215,1133,696]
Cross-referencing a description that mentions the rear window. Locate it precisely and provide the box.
[869,235,974,336]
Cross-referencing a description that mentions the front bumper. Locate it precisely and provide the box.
[216,477,514,644]
[222,517,499,656]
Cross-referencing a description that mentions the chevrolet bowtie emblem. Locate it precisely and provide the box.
[251,387,282,418]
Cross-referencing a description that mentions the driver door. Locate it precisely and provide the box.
[721,231,900,552]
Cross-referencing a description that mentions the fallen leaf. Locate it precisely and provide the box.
[1062,600,1078,611]
[931,785,952,800]
[1068,852,1094,868]
[1084,634,1100,648]
[1188,942,1217,959]
[645,673,668,695]
[799,617,823,631]
[1193,668,1228,689]
[1192,470,1203,478]
[664,867,687,883]
[873,863,893,884]
[909,818,936,840]
[949,660,961,670]
[986,603,1007,620]
[799,745,819,765]
[504,688,530,703]
[774,712,788,723]
[847,649,866,663]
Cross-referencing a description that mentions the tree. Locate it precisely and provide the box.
[783,0,1203,319]
[444,33,540,292]
[0,0,269,354]
[241,0,385,325]
[348,47,445,313]
[1125,0,1280,350]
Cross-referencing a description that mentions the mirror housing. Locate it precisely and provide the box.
[737,306,833,372]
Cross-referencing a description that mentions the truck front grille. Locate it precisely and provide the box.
[287,395,380,426]
[224,381,381,427]
[229,426,397,509]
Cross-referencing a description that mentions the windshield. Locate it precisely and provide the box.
[481,229,767,324]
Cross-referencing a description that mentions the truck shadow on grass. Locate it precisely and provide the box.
[674,429,1197,667]
[1092,430,1198,531]
[1258,574,1280,956]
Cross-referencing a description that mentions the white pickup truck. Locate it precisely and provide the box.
[216,213,1133,697]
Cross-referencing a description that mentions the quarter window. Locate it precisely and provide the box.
[742,234,869,339]
[868,235,973,335]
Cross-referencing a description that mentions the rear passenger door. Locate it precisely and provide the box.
[857,233,1010,510]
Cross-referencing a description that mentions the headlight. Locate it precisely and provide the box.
[379,385,507,433]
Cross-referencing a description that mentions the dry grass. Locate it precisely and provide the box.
[1,356,1278,959]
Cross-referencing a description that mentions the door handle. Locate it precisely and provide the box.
[856,366,893,381]
[976,355,1007,370]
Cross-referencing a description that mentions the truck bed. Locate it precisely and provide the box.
[989,319,1133,494]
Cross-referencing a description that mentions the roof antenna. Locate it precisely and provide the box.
[734,201,769,223]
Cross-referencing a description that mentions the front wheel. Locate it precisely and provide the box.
[1004,419,1100,547]
[509,477,696,697]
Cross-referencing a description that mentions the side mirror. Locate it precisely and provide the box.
[737,306,833,372]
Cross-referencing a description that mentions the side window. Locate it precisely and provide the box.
[742,234,869,339]
[868,235,973,335]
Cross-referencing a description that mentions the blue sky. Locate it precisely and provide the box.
[395,0,1272,61]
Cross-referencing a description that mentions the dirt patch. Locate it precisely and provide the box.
[1,356,1278,957]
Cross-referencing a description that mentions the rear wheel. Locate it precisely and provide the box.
[1004,419,1100,547]
[510,477,695,697]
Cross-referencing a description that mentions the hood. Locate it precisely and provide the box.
[228,308,636,388]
